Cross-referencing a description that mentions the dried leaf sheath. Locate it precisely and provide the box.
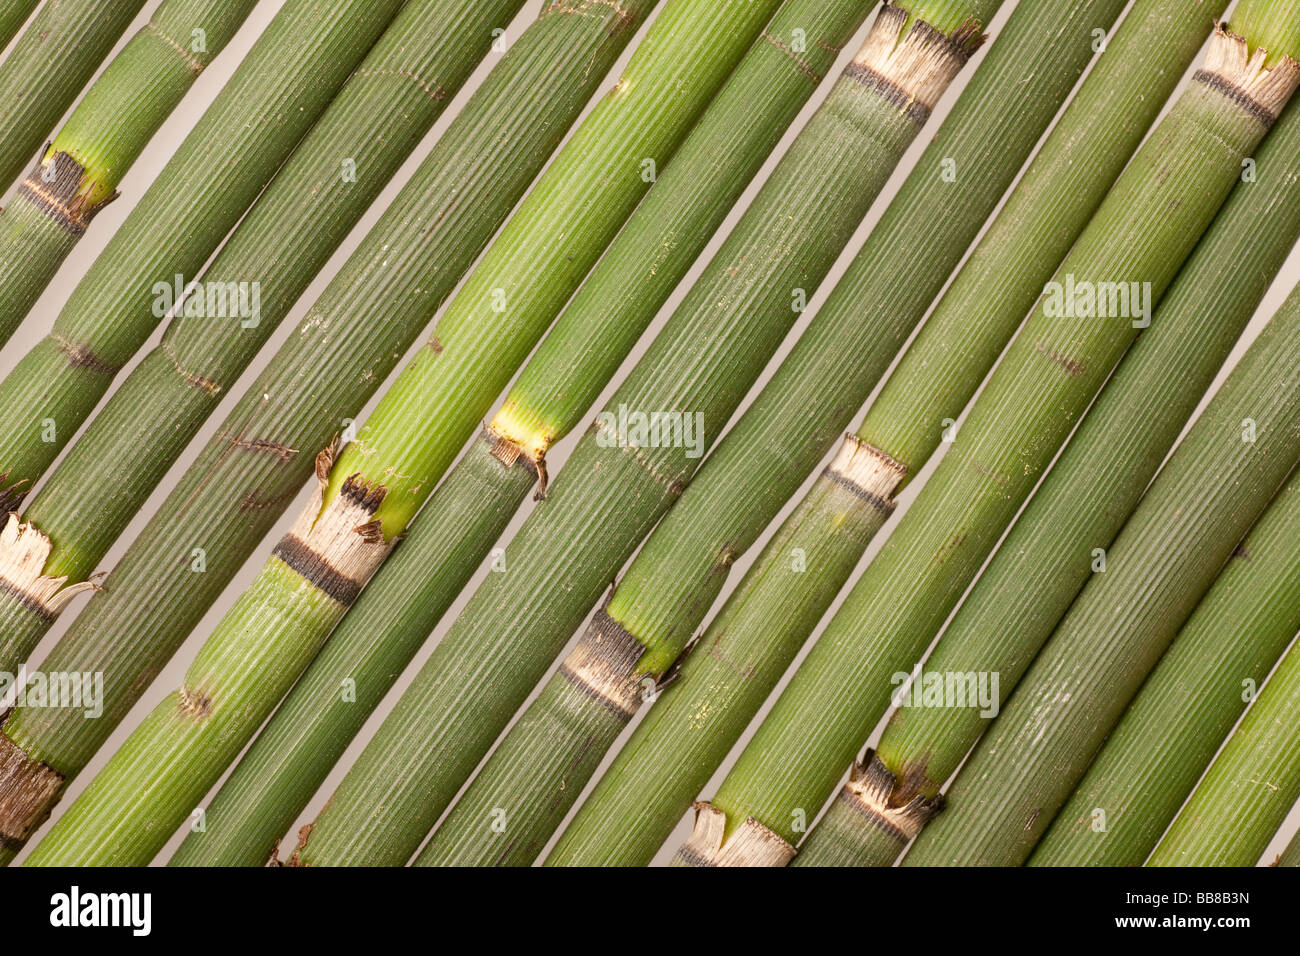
[694,5,1300,865]
[0,0,146,197]
[23,0,784,868]
[295,0,998,868]
[0,0,656,865]
[172,0,873,867]
[0,0,262,342]
[0,0,410,490]
[0,0,527,678]
[550,0,1202,867]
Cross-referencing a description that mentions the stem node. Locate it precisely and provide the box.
[0,514,97,619]
[558,604,645,721]
[0,733,62,844]
[1197,22,1300,124]
[672,802,795,867]
[838,753,943,845]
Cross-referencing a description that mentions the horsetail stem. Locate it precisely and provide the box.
[0,1,39,52]
[448,0,1192,868]
[0,0,409,492]
[0,0,261,343]
[318,0,800,539]
[22,0,789,868]
[800,72,1300,867]
[171,0,875,868]
[0,0,145,198]
[294,0,1001,868]
[551,0,1212,867]
[0,0,657,862]
[1145,571,1300,867]
[1032,474,1300,866]
[905,279,1300,866]
[685,3,1300,865]
[0,0,527,679]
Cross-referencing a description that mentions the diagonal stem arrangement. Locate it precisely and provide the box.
[551,0,1209,867]
[679,1,1300,866]
[293,0,1002,868]
[455,0,1170,869]
[0,0,410,493]
[0,1,39,53]
[800,69,1300,867]
[0,0,528,679]
[1148,638,1300,865]
[905,275,1300,866]
[21,0,789,868]
[0,0,261,342]
[0,0,660,866]
[0,0,146,198]
[170,0,876,868]
[1033,473,1300,865]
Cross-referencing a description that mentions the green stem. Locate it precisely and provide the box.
[551,0,1210,867]
[295,0,999,868]
[694,3,1300,862]
[0,0,261,341]
[802,69,1300,868]
[904,281,1300,866]
[387,0,884,874]
[0,0,651,862]
[491,0,872,465]
[462,0,1179,868]
[319,0,793,538]
[170,0,873,868]
[1145,618,1300,866]
[0,1,39,52]
[0,0,408,492]
[1032,474,1300,866]
[0,0,526,678]
[21,0,783,868]
[0,0,145,199]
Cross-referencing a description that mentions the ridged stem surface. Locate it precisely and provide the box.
[25,0,775,867]
[0,0,409,489]
[552,0,1203,866]
[1032,475,1300,865]
[297,0,994,868]
[0,1,40,51]
[0,0,647,863]
[171,0,872,868]
[0,0,145,196]
[804,69,1300,867]
[1146,591,1300,866]
[706,6,1300,854]
[0,0,260,341]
